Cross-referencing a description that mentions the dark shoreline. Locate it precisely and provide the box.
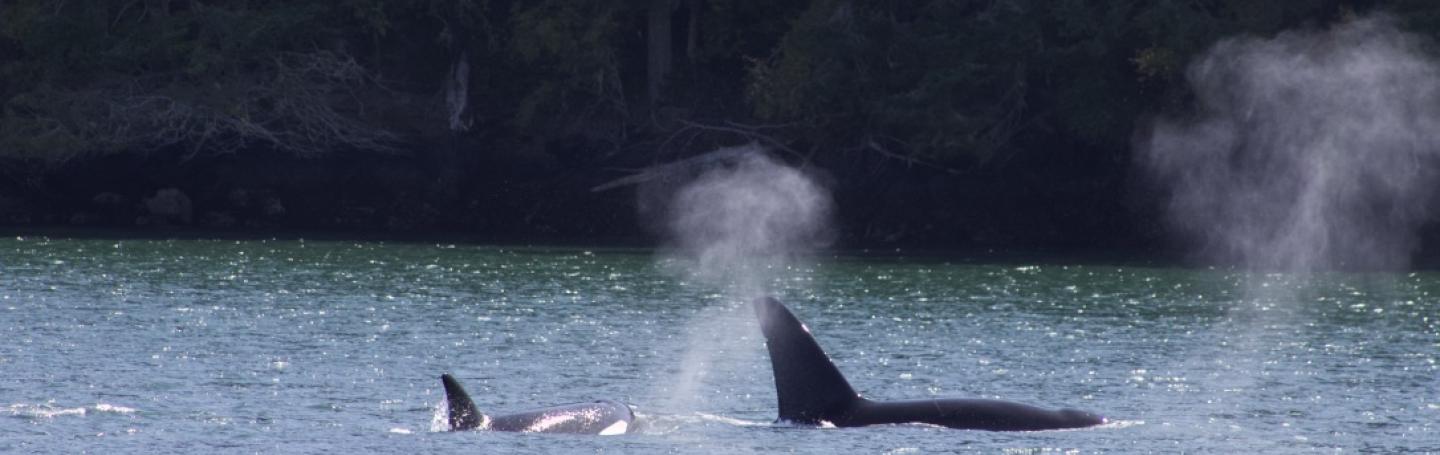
[0,224,1184,270]
[16,225,1440,273]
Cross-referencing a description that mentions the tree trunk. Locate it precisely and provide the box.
[646,0,673,106]
[686,0,701,65]
[446,51,471,133]
[145,0,170,19]
[431,50,471,204]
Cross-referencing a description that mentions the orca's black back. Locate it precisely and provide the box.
[752,297,858,424]
[752,297,1106,431]
[849,398,1106,430]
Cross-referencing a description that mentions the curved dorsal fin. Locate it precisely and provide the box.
[440,374,488,430]
[752,297,859,424]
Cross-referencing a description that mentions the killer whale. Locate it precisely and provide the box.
[440,374,635,435]
[752,297,1106,431]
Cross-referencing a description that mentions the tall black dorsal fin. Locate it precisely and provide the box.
[752,297,859,424]
[440,374,488,430]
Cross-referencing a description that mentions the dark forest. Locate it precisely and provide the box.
[4,0,1439,257]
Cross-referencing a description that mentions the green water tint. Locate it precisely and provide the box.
[2,237,1436,453]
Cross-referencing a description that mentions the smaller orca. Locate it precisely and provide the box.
[440,374,635,435]
[753,297,1106,431]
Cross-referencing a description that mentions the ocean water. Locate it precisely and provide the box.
[2,237,1436,453]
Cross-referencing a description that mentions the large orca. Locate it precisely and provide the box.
[440,374,635,435]
[752,297,1106,431]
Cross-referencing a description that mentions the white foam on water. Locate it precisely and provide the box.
[429,400,449,432]
[693,412,768,427]
[1098,419,1144,429]
[93,403,138,414]
[7,403,87,419]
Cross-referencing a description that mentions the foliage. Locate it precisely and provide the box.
[3,0,1439,168]
[508,0,632,135]
[743,0,1431,166]
[749,1,1035,162]
[0,0,400,162]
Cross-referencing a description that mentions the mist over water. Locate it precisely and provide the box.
[1139,16,1440,271]
[649,144,833,413]
[662,145,834,296]
[1134,19,1440,447]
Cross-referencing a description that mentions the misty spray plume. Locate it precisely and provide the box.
[1139,16,1440,271]
[662,144,834,296]
[646,143,833,415]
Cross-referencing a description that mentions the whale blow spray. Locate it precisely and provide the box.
[1137,18,1440,442]
[1139,16,1440,271]
[664,145,833,295]
[652,144,834,414]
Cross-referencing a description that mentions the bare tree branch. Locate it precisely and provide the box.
[29,50,401,162]
[674,119,804,160]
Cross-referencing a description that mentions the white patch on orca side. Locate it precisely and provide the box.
[597,420,629,435]
[522,417,557,433]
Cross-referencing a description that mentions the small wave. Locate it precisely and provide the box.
[94,403,138,414]
[694,412,770,427]
[7,403,86,419]
[1099,419,1144,429]
[389,427,413,435]
[630,411,772,435]
[6,403,139,419]
[1001,448,1086,454]
[640,411,771,427]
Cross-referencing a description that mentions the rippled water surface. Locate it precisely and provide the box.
[3,237,1437,453]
